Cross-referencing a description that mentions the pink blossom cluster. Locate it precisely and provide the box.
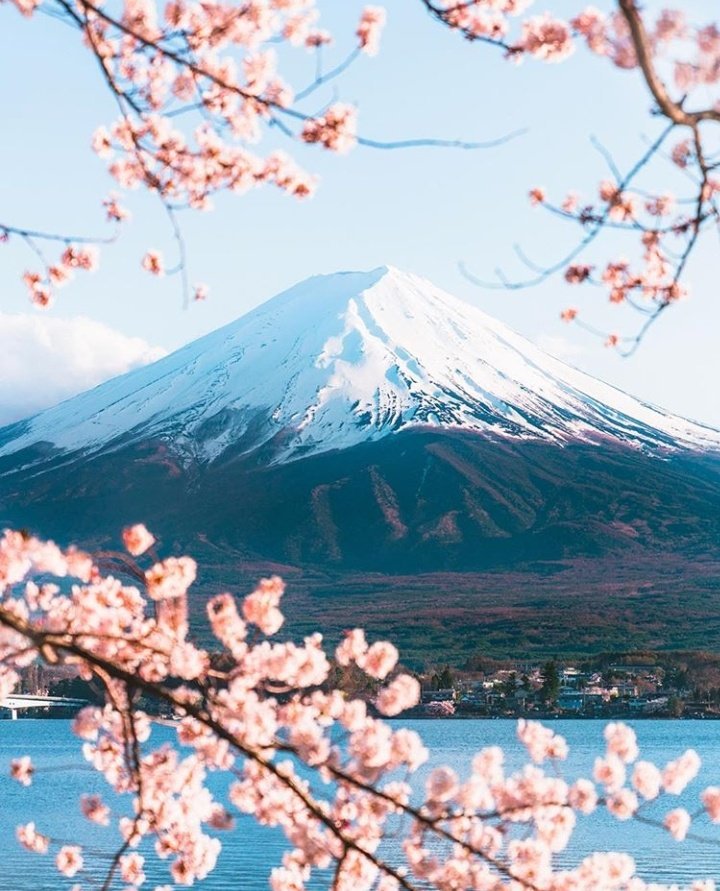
[3,526,720,889]
[79,0,377,205]
[434,2,720,88]
[531,179,694,336]
[96,114,318,210]
[0,527,423,886]
[429,2,573,62]
[519,13,573,62]
[357,6,386,56]
[77,0,380,196]
[141,249,165,277]
[424,699,455,717]
[22,244,99,308]
[301,102,358,153]
[122,522,156,556]
[517,717,568,762]
[591,228,689,312]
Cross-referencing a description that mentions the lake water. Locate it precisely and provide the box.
[1,719,719,888]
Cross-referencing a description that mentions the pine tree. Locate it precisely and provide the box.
[540,660,560,704]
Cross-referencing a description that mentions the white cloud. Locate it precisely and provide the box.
[0,314,167,426]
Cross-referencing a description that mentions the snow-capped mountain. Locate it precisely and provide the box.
[1,265,719,475]
[3,267,720,659]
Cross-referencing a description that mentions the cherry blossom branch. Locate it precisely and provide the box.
[461,121,675,291]
[6,0,513,309]
[424,1,720,351]
[95,672,146,891]
[68,0,516,153]
[0,222,117,245]
[0,606,419,891]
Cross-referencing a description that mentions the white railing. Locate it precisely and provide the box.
[0,694,88,720]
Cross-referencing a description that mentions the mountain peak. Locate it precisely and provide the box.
[1,266,719,474]
[249,265,453,320]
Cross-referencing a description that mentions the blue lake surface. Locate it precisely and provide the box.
[1,719,719,888]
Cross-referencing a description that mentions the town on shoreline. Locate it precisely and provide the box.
[409,652,720,720]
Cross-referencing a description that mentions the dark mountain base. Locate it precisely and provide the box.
[2,428,720,664]
[265,557,720,667]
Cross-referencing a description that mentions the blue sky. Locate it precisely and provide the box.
[1,0,718,426]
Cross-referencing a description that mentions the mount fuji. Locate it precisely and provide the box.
[1,265,719,472]
[1,266,720,658]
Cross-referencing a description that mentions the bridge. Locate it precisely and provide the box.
[1,694,88,720]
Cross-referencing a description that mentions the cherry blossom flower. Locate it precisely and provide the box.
[564,265,592,284]
[301,103,358,153]
[80,794,110,826]
[606,788,638,820]
[604,722,639,764]
[72,707,101,741]
[306,30,333,49]
[120,852,146,885]
[141,250,165,277]
[517,719,568,763]
[335,628,368,666]
[48,264,72,287]
[663,749,701,794]
[594,754,625,791]
[9,0,41,16]
[242,576,285,635]
[61,245,98,272]
[103,194,130,223]
[56,846,83,878]
[664,807,691,841]
[646,193,675,216]
[671,140,692,168]
[702,786,720,822]
[10,756,34,786]
[92,126,113,159]
[519,14,574,62]
[568,778,598,814]
[357,6,386,56]
[122,523,156,557]
[425,766,459,803]
[145,556,197,600]
[16,822,49,854]
[376,673,420,716]
[360,640,398,679]
[561,191,579,213]
[632,760,662,800]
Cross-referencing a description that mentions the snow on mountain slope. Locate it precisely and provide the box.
[1,265,719,472]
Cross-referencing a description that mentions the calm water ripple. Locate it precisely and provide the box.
[1,719,719,888]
